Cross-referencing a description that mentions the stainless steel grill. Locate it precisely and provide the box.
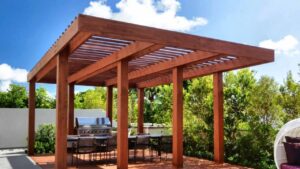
[75,117,112,136]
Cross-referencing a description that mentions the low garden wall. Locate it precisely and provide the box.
[0,108,105,149]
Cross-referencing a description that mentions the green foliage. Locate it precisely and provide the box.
[184,76,213,159]
[0,84,27,108]
[0,84,55,108]
[279,71,300,122]
[144,85,173,124]
[36,88,55,108]
[34,124,55,154]
[74,87,106,109]
[128,89,138,123]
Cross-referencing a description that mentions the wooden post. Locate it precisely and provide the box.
[137,88,144,134]
[28,81,35,155]
[172,67,183,168]
[68,83,74,135]
[106,86,113,126]
[117,60,128,169]
[213,72,224,163]
[55,50,69,169]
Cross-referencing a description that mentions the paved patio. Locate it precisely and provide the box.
[0,149,41,169]
[31,154,250,169]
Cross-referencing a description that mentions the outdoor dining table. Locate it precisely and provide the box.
[67,134,171,141]
[67,134,171,157]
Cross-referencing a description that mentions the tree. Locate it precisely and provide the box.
[5,84,27,108]
[279,71,300,122]
[128,89,138,124]
[244,76,283,169]
[184,76,213,159]
[223,69,256,163]
[36,88,55,108]
[144,85,173,124]
[74,87,106,109]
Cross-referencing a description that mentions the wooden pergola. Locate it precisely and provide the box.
[27,14,274,169]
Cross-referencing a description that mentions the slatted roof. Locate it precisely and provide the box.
[28,14,274,88]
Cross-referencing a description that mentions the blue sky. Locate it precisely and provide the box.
[0,0,299,96]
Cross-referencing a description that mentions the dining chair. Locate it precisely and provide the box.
[135,134,150,161]
[160,135,172,160]
[75,137,97,167]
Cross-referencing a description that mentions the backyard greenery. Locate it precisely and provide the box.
[1,68,300,168]
[34,124,55,154]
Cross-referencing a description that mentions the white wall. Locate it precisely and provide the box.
[0,108,105,149]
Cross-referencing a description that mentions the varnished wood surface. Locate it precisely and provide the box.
[137,88,144,134]
[213,72,224,163]
[117,60,129,169]
[172,67,183,168]
[28,81,35,156]
[28,14,274,88]
[55,48,69,169]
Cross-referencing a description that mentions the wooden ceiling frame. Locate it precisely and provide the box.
[28,14,274,88]
[105,50,222,86]
[136,57,263,88]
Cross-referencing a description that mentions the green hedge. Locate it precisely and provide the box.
[34,124,55,154]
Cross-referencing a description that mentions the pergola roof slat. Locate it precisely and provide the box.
[68,41,156,83]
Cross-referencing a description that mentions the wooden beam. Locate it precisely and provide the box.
[106,86,113,127]
[28,81,35,156]
[68,83,75,135]
[55,47,69,169]
[69,32,92,52]
[27,18,83,81]
[137,57,262,88]
[78,63,117,84]
[213,72,224,163]
[68,41,156,84]
[35,56,57,82]
[172,67,183,168]
[105,51,220,86]
[117,60,129,169]
[78,14,274,62]
[137,88,144,134]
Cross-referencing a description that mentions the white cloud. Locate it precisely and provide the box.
[83,0,207,32]
[0,63,28,91]
[259,35,300,57]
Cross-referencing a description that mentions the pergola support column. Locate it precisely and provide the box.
[117,60,129,169]
[106,86,113,126]
[172,67,183,168]
[68,83,74,135]
[28,81,36,155]
[55,50,69,169]
[213,72,224,163]
[137,88,144,134]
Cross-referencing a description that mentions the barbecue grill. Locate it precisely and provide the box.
[75,117,112,136]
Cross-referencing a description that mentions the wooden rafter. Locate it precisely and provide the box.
[105,50,221,86]
[68,41,158,83]
[136,57,262,88]
[35,56,57,81]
